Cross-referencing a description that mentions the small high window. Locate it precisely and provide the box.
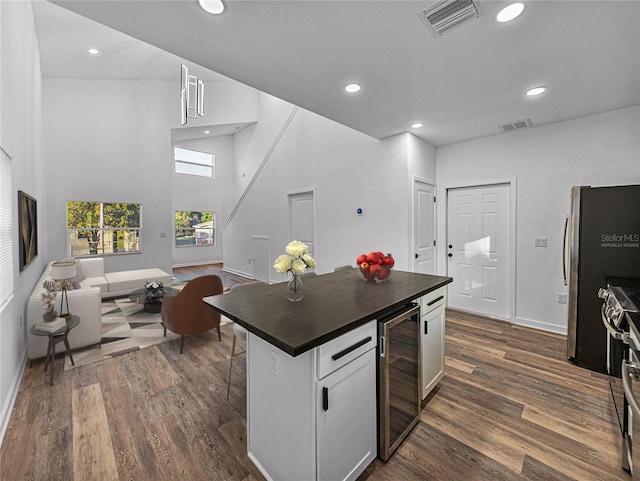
[174,147,214,178]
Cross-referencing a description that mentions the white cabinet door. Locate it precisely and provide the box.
[317,349,377,481]
[421,306,445,399]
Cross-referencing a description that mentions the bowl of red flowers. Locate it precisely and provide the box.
[356,251,395,283]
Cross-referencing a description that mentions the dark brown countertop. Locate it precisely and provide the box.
[203,269,452,357]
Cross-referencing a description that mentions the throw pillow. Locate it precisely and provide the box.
[72,259,86,289]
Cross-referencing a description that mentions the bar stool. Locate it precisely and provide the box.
[226,281,268,400]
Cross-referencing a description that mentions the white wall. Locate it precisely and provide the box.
[435,106,640,333]
[223,93,437,281]
[231,94,297,203]
[42,78,258,275]
[172,135,234,266]
[0,0,44,445]
[43,79,176,274]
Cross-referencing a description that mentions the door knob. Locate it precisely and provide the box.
[448,244,453,249]
[414,253,419,259]
[448,253,453,258]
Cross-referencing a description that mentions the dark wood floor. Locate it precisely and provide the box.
[172,263,251,288]
[0,301,629,480]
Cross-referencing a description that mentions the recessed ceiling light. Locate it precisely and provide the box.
[411,122,424,129]
[199,0,225,15]
[496,3,524,23]
[526,86,548,97]
[87,48,100,55]
[204,130,211,134]
[345,83,361,94]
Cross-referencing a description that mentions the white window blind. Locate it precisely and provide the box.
[0,146,14,310]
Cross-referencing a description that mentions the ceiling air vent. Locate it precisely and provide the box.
[499,118,533,133]
[417,0,484,37]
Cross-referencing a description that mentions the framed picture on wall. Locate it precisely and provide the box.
[18,190,38,271]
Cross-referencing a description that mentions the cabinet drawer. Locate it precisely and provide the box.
[420,286,446,315]
[316,321,376,380]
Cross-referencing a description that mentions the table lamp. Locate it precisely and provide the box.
[51,259,76,318]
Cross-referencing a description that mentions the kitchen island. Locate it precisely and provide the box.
[204,269,452,481]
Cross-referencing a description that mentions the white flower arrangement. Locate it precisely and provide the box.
[144,281,165,301]
[145,281,164,292]
[274,240,316,275]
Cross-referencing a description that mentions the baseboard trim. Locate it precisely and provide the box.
[0,351,27,448]
[221,266,254,280]
[513,316,567,335]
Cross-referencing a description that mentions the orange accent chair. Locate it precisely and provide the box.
[161,275,223,353]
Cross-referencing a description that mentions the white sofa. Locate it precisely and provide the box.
[77,257,172,299]
[26,258,173,360]
[26,261,102,361]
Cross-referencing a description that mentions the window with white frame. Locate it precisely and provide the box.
[175,211,215,247]
[0,147,14,310]
[67,201,141,257]
[174,147,214,178]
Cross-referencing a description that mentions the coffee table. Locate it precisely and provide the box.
[30,315,80,385]
[129,286,179,313]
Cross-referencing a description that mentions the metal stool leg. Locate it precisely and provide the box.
[226,334,237,400]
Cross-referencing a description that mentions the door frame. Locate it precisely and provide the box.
[411,176,436,273]
[287,187,317,255]
[438,177,517,322]
[252,235,271,283]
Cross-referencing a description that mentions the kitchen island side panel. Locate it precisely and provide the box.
[247,332,316,481]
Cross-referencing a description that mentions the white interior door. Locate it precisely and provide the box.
[252,235,270,282]
[289,191,315,257]
[413,180,435,274]
[446,184,510,319]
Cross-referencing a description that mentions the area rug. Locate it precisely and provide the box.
[63,286,230,371]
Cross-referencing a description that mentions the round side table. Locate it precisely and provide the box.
[30,315,80,385]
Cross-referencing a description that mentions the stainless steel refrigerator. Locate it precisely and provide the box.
[565,185,640,373]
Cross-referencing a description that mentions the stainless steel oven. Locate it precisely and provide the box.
[623,321,640,475]
[378,303,421,462]
[603,280,640,475]
[600,285,631,444]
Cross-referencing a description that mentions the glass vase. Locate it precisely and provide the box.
[286,274,304,302]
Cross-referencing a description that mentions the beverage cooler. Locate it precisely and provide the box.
[377,303,421,461]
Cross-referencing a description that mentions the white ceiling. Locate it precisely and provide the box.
[35,0,640,147]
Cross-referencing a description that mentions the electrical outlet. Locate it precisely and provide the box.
[270,351,280,377]
[159,231,166,238]
[534,237,547,247]
[558,293,567,304]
